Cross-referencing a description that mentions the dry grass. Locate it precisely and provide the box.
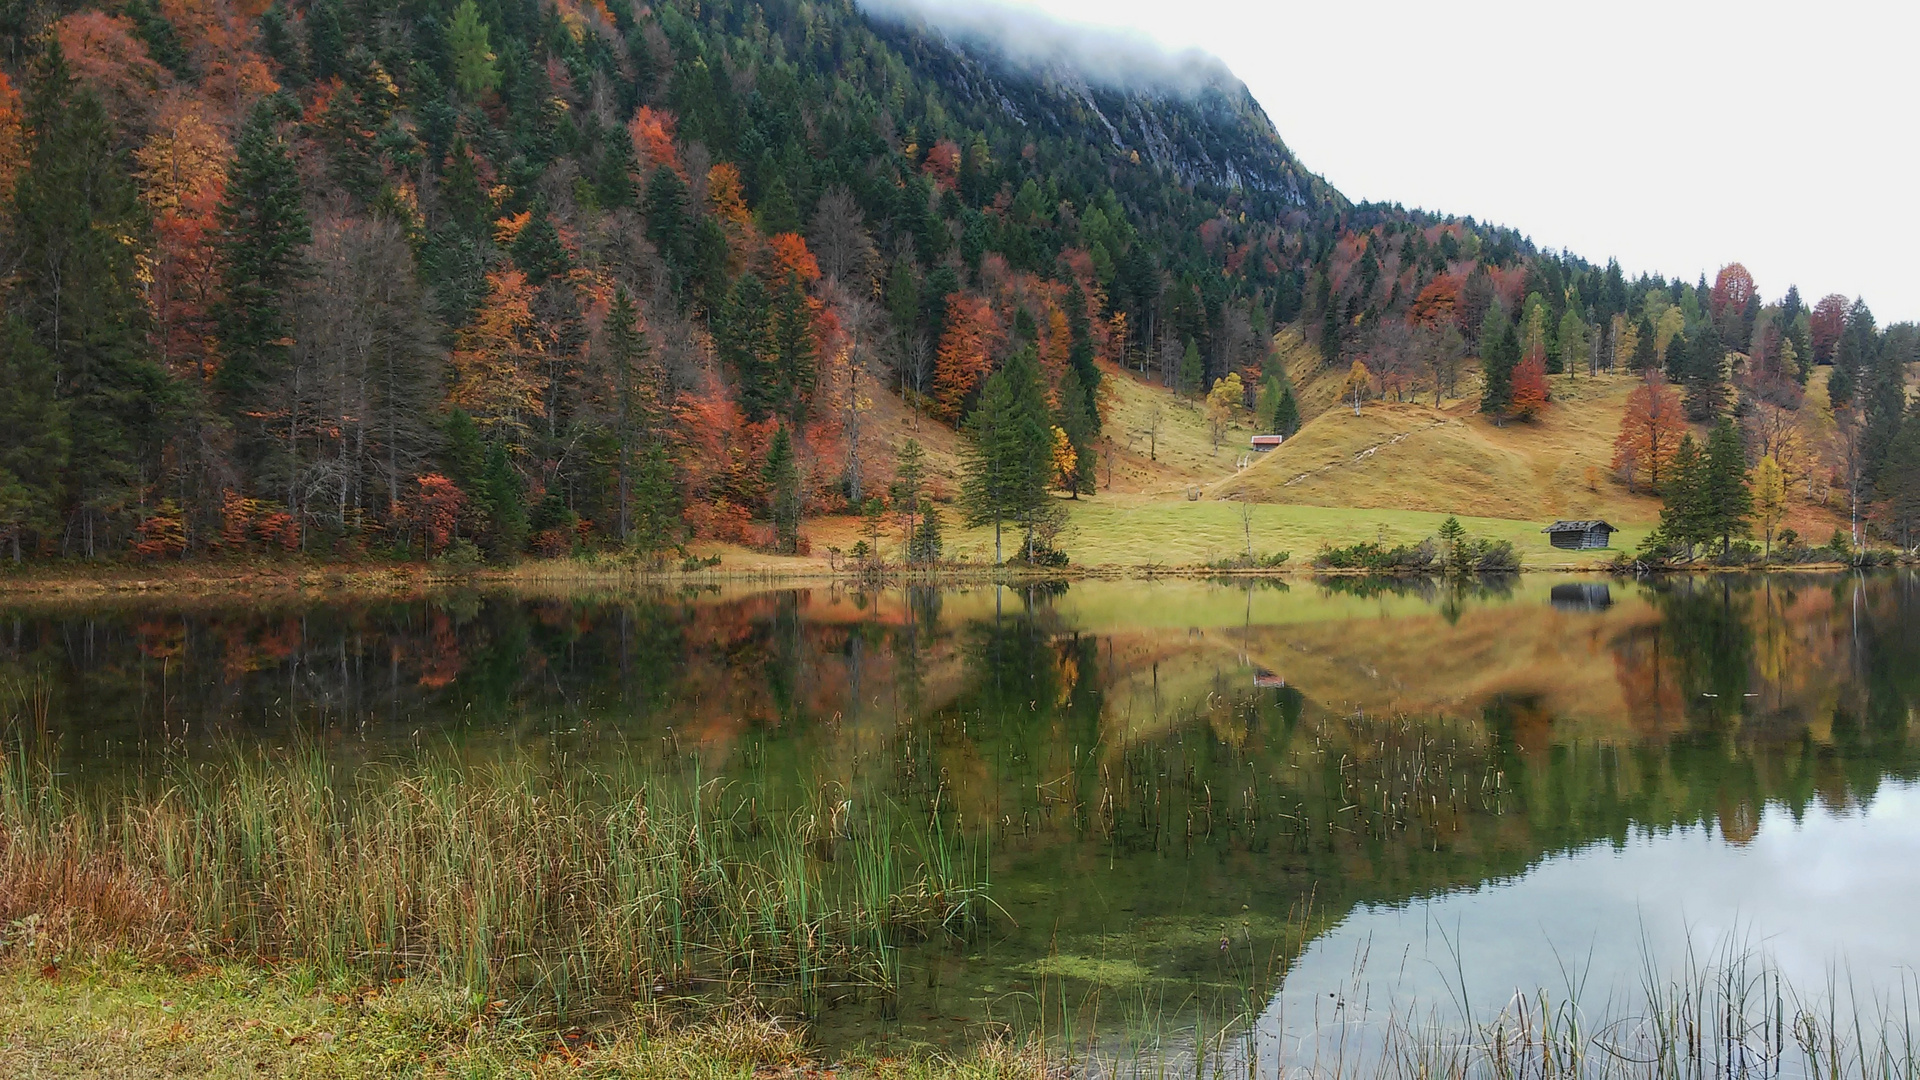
[1211,373,1666,523]
[0,745,986,1021]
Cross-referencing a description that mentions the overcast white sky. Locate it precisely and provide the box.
[927,0,1920,321]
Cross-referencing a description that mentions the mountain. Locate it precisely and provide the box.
[861,1,1340,210]
[0,0,1908,566]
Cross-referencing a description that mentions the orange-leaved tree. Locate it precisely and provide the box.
[1611,372,1686,492]
[931,292,997,422]
[1509,356,1549,420]
[448,269,545,440]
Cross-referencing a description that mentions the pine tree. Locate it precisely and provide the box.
[1654,435,1708,558]
[448,0,498,100]
[763,425,801,553]
[1682,322,1729,422]
[480,442,527,558]
[215,97,309,403]
[0,317,68,561]
[1056,365,1097,496]
[1631,315,1658,373]
[770,271,818,423]
[715,273,777,421]
[1178,337,1203,394]
[604,287,661,541]
[1480,322,1520,419]
[1700,417,1752,553]
[1062,281,1101,431]
[13,47,158,555]
[630,444,681,556]
[1273,377,1300,436]
[961,345,1050,564]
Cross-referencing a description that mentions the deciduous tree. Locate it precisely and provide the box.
[1612,374,1686,493]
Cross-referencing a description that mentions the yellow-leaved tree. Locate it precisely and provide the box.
[1342,361,1372,416]
[1205,372,1244,451]
[1751,454,1788,558]
[1049,425,1078,494]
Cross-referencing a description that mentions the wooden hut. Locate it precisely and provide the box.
[1541,520,1616,550]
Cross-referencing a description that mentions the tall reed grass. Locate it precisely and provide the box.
[0,725,986,1020]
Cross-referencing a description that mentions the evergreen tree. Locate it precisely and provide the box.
[13,48,159,554]
[447,0,498,100]
[0,317,68,561]
[1876,408,1920,553]
[961,345,1050,564]
[644,166,695,297]
[1700,417,1752,554]
[1631,315,1658,373]
[630,444,680,555]
[762,425,801,554]
[1056,365,1097,496]
[1273,377,1300,436]
[1682,322,1729,421]
[715,273,777,420]
[770,272,818,423]
[1178,337,1204,394]
[480,442,527,558]
[1480,322,1520,417]
[1062,281,1101,431]
[1663,327,1688,385]
[215,97,309,403]
[1654,435,1709,558]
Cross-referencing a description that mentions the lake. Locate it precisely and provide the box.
[5,572,1917,1065]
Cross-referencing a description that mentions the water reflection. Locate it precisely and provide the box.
[2,572,1916,1052]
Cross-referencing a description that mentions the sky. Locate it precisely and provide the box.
[1261,786,1920,1069]
[889,0,1920,322]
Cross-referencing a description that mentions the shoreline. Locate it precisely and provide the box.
[0,555,1888,601]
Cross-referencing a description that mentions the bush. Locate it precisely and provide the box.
[1313,538,1436,572]
[1467,539,1519,572]
[432,538,483,571]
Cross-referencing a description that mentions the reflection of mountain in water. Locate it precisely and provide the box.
[3,573,1917,1050]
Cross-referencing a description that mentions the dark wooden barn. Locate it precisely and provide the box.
[1541,520,1616,550]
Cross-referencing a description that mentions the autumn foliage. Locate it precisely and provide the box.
[1508,356,1548,420]
[931,293,998,421]
[1611,374,1686,492]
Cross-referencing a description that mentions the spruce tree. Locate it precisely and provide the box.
[630,444,680,556]
[215,96,309,404]
[1701,417,1752,554]
[1480,322,1520,418]
[1682,323,1729,421]
[480,442,527,558]
[771,272,818,423]
[1056,365,1097,496]
[1631,315,1658,373]
[0,318,68,561]
[763,426,801,554]
[961,346,1050,564]
[13,47,157,554]
[448,0,499,100]
[1178,338,1204,394]
[1655,435,1708,558]
[715,273,777,421]
[1063,281,1101,430]
[1274,377,1300,436]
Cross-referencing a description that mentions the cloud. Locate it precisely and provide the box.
[856,0,1235,96]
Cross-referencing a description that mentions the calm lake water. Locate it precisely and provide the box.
[5,572,1918,1056]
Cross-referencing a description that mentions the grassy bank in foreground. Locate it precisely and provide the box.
[0,958,1040,1079]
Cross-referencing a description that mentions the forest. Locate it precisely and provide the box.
[0,0,1913,565]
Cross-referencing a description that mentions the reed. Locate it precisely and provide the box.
[0,733,986,1021]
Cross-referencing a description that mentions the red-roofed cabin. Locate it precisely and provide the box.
[1250,435,1285,452]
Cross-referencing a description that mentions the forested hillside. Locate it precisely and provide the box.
[0,0,1912,565]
